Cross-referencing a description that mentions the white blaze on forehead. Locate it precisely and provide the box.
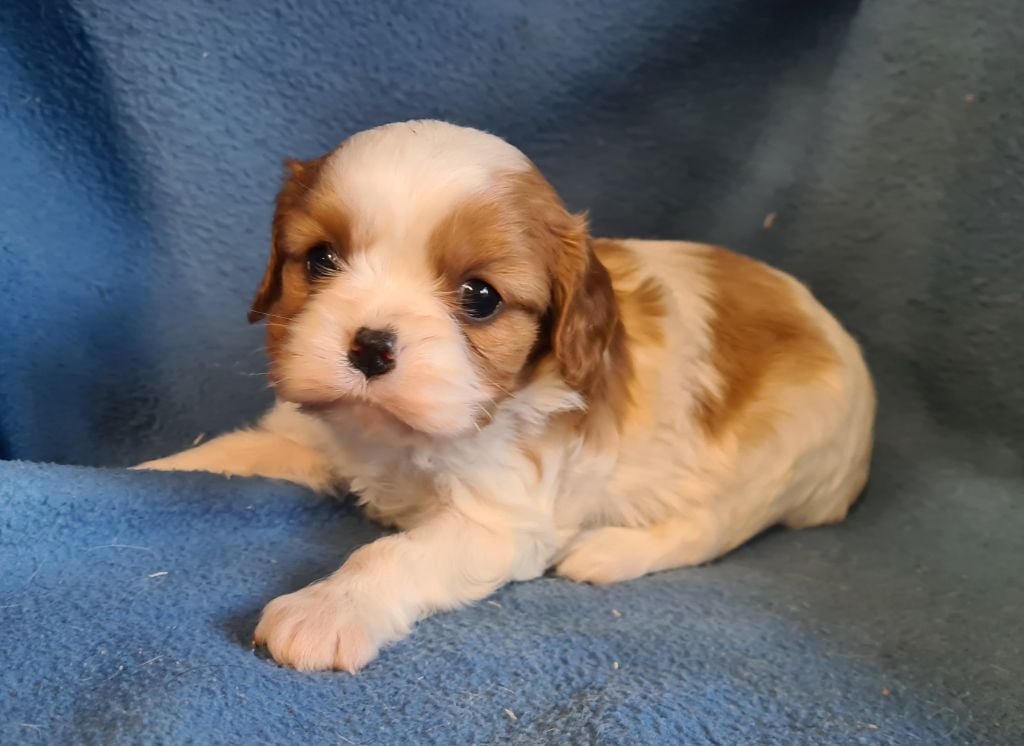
[320,120,531,255]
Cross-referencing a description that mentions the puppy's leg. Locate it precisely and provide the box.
[133,404,335,492]
[555,511,721,585]
[253,509,544,672]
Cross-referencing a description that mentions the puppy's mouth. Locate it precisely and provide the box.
[295,396,437,439]
[296,392,496,442]
[273,335,492,440]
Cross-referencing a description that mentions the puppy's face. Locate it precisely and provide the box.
[250,121,618,440]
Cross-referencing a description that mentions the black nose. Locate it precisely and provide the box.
[348,327,397,378]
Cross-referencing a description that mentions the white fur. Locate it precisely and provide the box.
[323,120,529,264]
[136,121,874,672]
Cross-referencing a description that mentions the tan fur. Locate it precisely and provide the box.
[592,239,668,432]
[249,157,357,363]
[466,169,627,409]
[698,247,839,444]
[426,188,548,396]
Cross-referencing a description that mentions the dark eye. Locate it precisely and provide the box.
[306,243,339,280]
[459,278,502,320]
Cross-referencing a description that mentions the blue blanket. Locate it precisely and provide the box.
[2,0,1021,742]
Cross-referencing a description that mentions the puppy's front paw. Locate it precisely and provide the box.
[253,580,401,672]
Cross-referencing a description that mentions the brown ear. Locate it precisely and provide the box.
[248,158,320,323]
[248,250,284,323]
[550,213,621,393]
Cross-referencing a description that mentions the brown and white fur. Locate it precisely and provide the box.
[137,120,875,672]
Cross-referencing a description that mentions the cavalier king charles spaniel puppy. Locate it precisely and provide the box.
[138,120,875,672]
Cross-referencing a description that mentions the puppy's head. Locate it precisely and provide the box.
[250,120,620,439]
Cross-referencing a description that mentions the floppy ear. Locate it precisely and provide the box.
[248,250,284,323]
[550,213,621,393]
[248,158,319,323]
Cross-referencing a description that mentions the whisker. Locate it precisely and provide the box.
[471,367,514,399]
[249,310,293,322]
[292,178,316,195]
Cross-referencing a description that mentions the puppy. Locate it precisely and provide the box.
[138,120,875,672]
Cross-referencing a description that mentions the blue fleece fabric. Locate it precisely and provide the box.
[1,0,1021,743]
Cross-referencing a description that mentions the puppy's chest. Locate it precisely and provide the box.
[339,414,711,534]
[338,436,543,530]
[332,376,711,534]
[344,458,440,529]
